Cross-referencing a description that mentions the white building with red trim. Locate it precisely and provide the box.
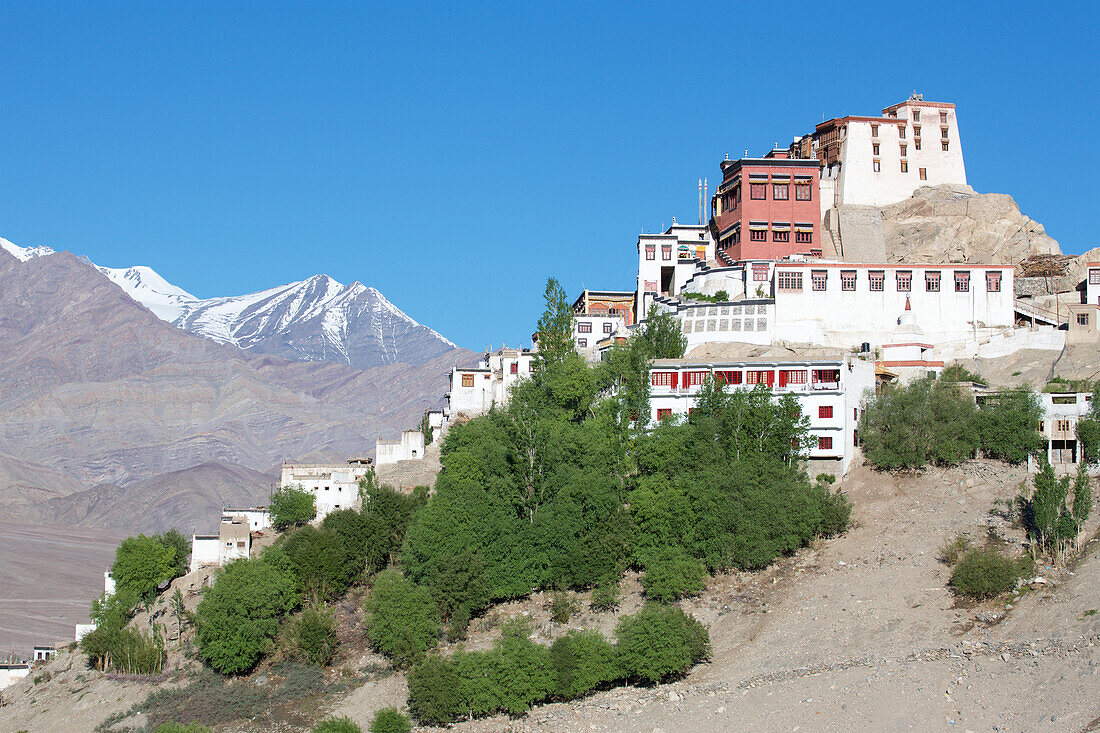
[447,346,536,419]
[648,353,875,475]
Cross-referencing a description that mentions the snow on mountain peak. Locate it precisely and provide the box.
[1,236,56,262]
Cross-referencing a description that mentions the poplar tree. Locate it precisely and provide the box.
[534,277,574,370]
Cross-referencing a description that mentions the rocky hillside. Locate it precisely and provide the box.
[0,245,477,533]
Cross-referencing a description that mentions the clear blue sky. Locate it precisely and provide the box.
[2,2,1098,350]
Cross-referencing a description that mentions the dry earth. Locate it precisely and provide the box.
[3,460,1098,732]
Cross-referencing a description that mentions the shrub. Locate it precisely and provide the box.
[280,525,349,600]
[615,604,710,684]
[977,387,1043,464]
[949,548,1030,599]
[368,707,411,733]
[549,630,619,699]
[641,546,707,602]
[81,625,165,674]
[406,655,463,726]
[153,724,212,733]
[111,534,175,603]
[314,717,361,733]
[289,606,338,666]
[271,484,317,531]
[364,570,440,668]
[489,619,554,715]
[549,590,579,624]
[195,557,300,674]
[939,533,972,565]
[589,579,620,611]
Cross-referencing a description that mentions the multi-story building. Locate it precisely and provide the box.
[572,289,633,361]
[447,346,536,418]
[637,223,714,318]
[795,93,966,208]
[647,353,875,475]
[709,150,821,261]
[278,458,373,520]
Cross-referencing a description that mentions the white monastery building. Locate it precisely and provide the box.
[648,353,875,475]
[279,458,373,520]
[636,223,715,317]
[376,430,426,465]
[448,346,536,418]
[189,514,251,573]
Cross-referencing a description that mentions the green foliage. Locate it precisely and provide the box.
[589,578,621,611]
[549,590,579,624]
[158,529,191,579]
[314,716,362,733]
[270,484,317,531]
[153,724,213,733]
[111,534,175,603]
[364,570,440,668]
[977,387,1044,464]
[360,484,426,572]
[615,604,710,684]
[1043,376,1096,393]
[534,277,575,369]
[939,533,972,565]
[369,707,411,733]
[487,618,555,715]
[638,305,686,359]
[195,557,300,674]
[549,629,619,699]
[406,654,463,726]
[949,548,1030,599]
[286,606,338,666]
[1076,388,1100,464]
[80,624,166,674]
[641,546,707,602]
[940,363,987,386]
[1071,464,1092,530]
[860,374,979,470]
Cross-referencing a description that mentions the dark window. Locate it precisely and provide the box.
[576,338,587,347]
[914,124,921,136]
[795,182,812,200]
[869,270,885,292]
[942,140,950,151]
[900,160,908,173]
[899,126,906,139]
[919,167,927,180]
[773,183,789,200]
[871,124,879,136]
[940,111,948,123]
[777,271,802,292]
[872,143,880,156]
[915,139,922,150]
[896,271,912,291]
[645,245,655,260]
[773,230,789,242]
[818,436,833,450]
[510,362,518,374]
[912,111,920,121]
[954,271,970,292]
[941,126,950,139]
[986,272,1002,292]
[926,271,941,292]
[795,230,812,243]
[750,182,767,199]
[811,270,827,291]
[750,229,767,241]
[841,270,857,291]
[1078,313,1090,326]
[819,405,833,418]
[577,322,592,333]
[603,322,613,334]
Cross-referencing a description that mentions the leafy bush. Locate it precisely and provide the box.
[314,717,361,733]
[279,525,349,600]
[641,546,707,602]
[406,654,463,726]
[487,619,554,715]
[369,707,411,733]
[195,557,300,674]
[549,630,619,699]
[81,624,166,674]
[949,548,1030,599]
[111,534,175,603]
[615,604,710,684]
[364,570,440,668]
[153,724,212,733]
[287,606,338,666]
[977,387,1043,464]
[270,484,317,531]
[589,579,620,611]
[549,590,579,623]
[938,533,972,565]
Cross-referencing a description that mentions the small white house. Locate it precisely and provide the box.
[0,663,30,690]
[448,347,537,419]
[189,515,252,573]
[222,507,271,533]
[375,430,426,465]
[32,645,55,662]
[279,459,373,520]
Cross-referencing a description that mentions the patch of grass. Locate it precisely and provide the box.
[939,533,972,565]
[549,590,579,624]
[949,548,1032,600]
[1083,609,1098,618]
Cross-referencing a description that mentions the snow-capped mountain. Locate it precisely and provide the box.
[1,236,460,369]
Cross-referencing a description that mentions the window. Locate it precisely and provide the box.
[461,374,474,387]
[661,245,672,260]
[919,167,927,180]
[1091,269,1100,285]
[1057,419,1071,432]
[912,110,920,121]
[899,144,907,156]
[752,263,769,281]
[603,322,613,334]
[795,230,812,243]
[746,370,771,385]
[576,338,587,347]
[914,124,921,136]
[871,124,879,136]
[915,139,922,150]
[645,245,655,260]
[651,371,676,387]
[811,270,827,291]
[841,270,857,291]
[813,368,840,384]
[773,230,789,242]
[818,436,833,450]
[1077,313,1090,326]
[750,229,767,242]
[819,405,833,419]
[683,371,708,386]
[954,271,970,292]
[772,183,789,200]
[873,159,881,172]
[926,271,941,292]
[795,182,812,200]
[940,111,948,123]
[577,321,592,333]
[656,409,672,420]
[510,362,518,374]
[781,369,807,385]
[941,126,950,139]
[942,141,950,151]
[896,270,912,291]
[750,182,767,199]
[777,271,803,292]
[986,272,1002,292]
[899,126,906,139]
[872,143,880,156]
[715,370,742,385]
[869,270,885,291]
[900,160,908,173]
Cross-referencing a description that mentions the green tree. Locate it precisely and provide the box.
[157,529,191,579]
[270,484,317,531]
[290,605,338,666]
[615,604,710,684]
[638,305,686,359]
[111,534,174,603]
[406,654,463,725]
[549,629,619,699]
[487,619,554,715]
[1076,387,1100,464]
[194,557,299,674]
[977,387,1043,464]
[369,707,411,733]
[364,570,440,668]
[1071,463,1092,532]
[640,546,707,602]
[534,277,574,370]
[169,588,187,641]
[279,525,348,600]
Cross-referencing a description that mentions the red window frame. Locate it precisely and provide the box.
[795,231,812,243]
[715,370,742,385]
[841,270,857,291]
[777,271,802,292]
[868,270,885,292]
[811,270,827,291]
[925,271,941,292]
[750,229,767,242]
[772,183,789,200]
[819,405,833,419]
[645,245,655,260]
[896,271,912,292]
[795,182,812,201]
[818,436,833,450]
[651,371,678,388]
[461,374,474,387]
[752,263,769,281]
[986,272,1001,292]
[577,322,592,333]
[510,362,518,374]
[746,370,774,387]
[656,409,672,420]
[954,271,970,293]
[779,370,807,387]
[750,182,767,199]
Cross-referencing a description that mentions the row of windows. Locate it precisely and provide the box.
[577,321,616,334]
[777,269,1002,293]
[650,368,842,389]
[872,159,935,175]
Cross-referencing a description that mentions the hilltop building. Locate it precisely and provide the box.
[189,514,251,573]
[376,430,426,464]
[636,223,714,317]
[572,289,633,361]
[279,458,373,520]
[448,346,536,419]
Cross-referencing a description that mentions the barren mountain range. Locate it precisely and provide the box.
[0,242,476,535]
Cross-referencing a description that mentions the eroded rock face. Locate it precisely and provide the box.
[878,184,1061,264]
